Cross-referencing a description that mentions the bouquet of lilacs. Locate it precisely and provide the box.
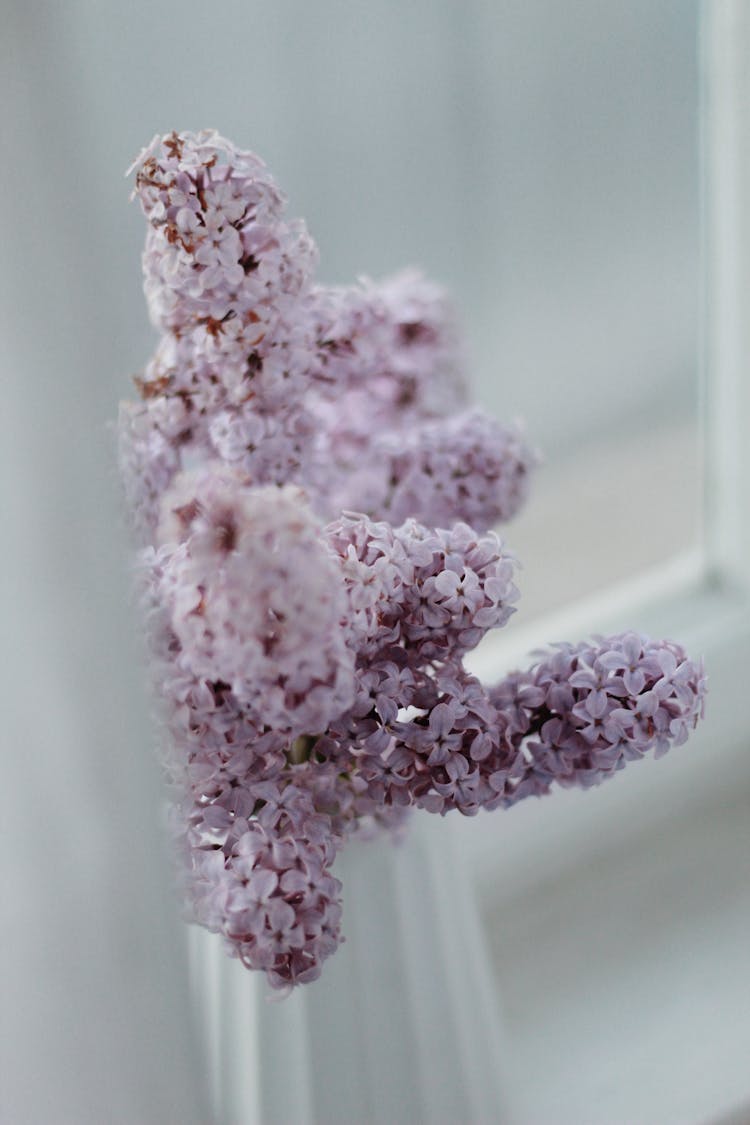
[119,130,706,991]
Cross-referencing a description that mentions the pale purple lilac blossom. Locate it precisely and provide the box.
[120,131,706,990]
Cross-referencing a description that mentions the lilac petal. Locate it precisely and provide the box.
[621,633,644,665]
[597,651,626,672]
[433,569,463,597]
[569,668,597,689]
[279,869,312,895]
[266,898,296,933]
[429,701,456,740]
[244,868,276,901]
[637,690,659,718]
[623,668,646,695]
[585,690,609,719]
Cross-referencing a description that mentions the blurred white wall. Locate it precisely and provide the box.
[11,0,699,456]
[1,9,211,1122]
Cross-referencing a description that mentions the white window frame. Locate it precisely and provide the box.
[454,3,750,1119]
[457,0,750,892]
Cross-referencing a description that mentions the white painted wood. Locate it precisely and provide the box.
[482,782,750,1124]
[190,815,515,1124]
[702,0,750,591]
[0,13,210,1120]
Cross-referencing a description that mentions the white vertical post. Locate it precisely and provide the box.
[190,814,516,1124]
[702,0,750,591]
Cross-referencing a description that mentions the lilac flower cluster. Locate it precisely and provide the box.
[120,131,706,990]
[491,633,708,804]
[120,131,534,540]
